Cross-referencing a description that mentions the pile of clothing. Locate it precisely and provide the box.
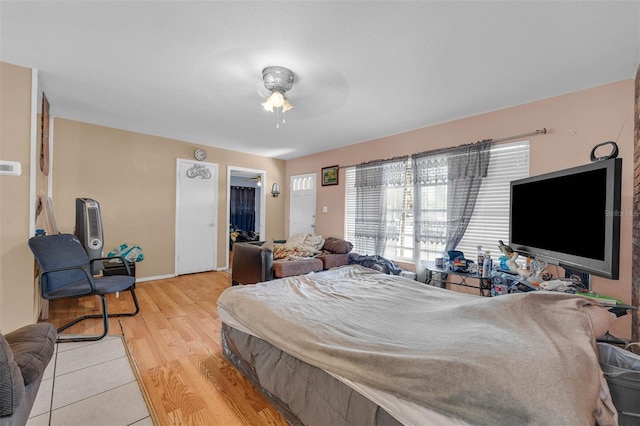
[348,253,402,275]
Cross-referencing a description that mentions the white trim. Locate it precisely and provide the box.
[175,159,181,275]
[226,166,266,270]
[29,69,38,238]
[136,274,175,283]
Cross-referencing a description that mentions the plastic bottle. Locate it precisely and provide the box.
[482,251,492,278]
[477,246,484,276]
[442,252,450,271]
[491,274,508,296]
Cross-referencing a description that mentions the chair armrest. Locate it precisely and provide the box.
[231,242,274,285]
[92,256,133,276]
[40,264,96,295]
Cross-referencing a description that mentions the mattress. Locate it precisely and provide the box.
[219,311,461,426]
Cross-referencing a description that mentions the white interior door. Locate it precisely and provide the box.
[289,173,317,235]
[176,159,218,275]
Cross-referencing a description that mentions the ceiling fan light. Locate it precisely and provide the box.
[260,66,295,125]
[268,91,285,108]
[261,100,274,112]
[282,97,294,113]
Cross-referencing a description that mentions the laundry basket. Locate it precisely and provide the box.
[597,343,640,425]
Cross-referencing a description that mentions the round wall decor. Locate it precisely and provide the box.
[194,148,207,161]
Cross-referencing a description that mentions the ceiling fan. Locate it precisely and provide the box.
[202,48,349,120]
[246,176,262,186]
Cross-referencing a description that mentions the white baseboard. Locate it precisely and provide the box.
[136,274,175,283]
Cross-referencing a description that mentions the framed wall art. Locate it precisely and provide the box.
[321,165,339,186]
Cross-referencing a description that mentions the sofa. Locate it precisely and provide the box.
[231,236,353,285]
[0,323,56,426]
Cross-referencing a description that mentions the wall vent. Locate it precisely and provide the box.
[0,161,22,176]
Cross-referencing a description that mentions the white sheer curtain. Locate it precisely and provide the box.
[412,141,491,281]
[354,156,409,255]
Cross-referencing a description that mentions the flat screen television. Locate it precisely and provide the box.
[509,158,622,280]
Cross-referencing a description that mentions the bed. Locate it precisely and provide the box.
[217,265,618,425]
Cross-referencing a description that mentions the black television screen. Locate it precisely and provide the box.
[509,158,622,280]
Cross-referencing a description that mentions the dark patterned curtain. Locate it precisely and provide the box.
[230,186,256,232]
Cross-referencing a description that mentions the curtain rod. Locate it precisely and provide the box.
[487,127,547,144]
[338,128,547,170]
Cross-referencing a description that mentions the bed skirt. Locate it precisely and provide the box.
[221,323,402,426]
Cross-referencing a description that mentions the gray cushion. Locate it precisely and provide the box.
[0,333,25,417]
[5,323,56,386]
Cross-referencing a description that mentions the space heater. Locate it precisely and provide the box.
[74,197,104,274]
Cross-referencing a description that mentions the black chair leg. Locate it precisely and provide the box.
[107,286,140,318]
[55,287,140,343]
[56,295,109,343]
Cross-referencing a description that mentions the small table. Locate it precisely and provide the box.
[426,266,493,296]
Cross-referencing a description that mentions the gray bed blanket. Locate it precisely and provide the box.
[217,265,617,425]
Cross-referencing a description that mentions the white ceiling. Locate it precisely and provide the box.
[1,1,639,160]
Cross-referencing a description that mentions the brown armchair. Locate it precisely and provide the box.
[231,241,279,285]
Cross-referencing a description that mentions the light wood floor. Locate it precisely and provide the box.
[44,271,287,426]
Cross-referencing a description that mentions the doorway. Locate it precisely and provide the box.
[226,166,266,270]
[289,172,317,235]
[175,159,218,275]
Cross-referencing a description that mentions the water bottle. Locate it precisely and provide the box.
[477,246,484,275]
[482,251,492,278]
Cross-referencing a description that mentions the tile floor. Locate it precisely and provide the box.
[27,335,153,426]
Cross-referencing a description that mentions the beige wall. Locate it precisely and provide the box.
[1,57,634,339]
[52,119,285,278]
[286,79,635,338]
[0,62,36,332]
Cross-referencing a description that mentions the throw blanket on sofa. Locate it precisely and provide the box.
[272,233,325,260]
[217,265,617,425]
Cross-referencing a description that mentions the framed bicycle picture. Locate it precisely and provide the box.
[322,165,339,186]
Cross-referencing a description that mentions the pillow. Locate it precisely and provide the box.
[305,235,325,251]
[273,243,320,259]
[287,234,309,246]
[322,237,353,254]
[273,244,288,260]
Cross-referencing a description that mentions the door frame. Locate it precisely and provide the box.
[289,172,317,235]
[226,166,266,270]
[175,158,219,275]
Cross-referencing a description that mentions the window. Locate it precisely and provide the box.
[455,141,529,258]
[345,140,529,263]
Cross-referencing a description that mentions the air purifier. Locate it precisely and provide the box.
[74,198,104,274]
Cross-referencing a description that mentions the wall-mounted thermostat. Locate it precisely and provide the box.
[0,161,22,176]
